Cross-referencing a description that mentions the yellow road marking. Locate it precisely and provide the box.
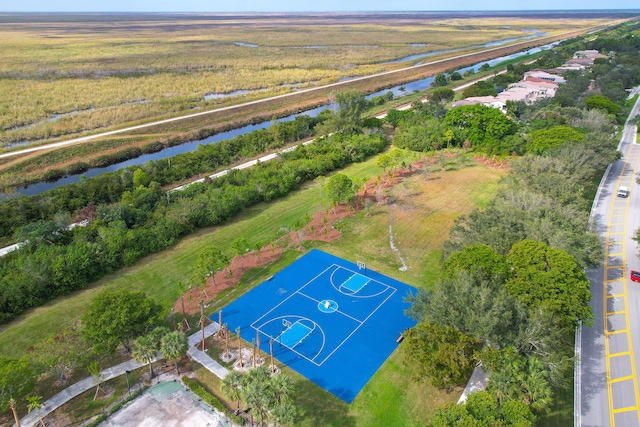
[603,144,640,425]
[609,351,631,357]
[611,375,635,383]
[613,406,639,414]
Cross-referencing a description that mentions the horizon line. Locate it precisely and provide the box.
[2,9,640,13]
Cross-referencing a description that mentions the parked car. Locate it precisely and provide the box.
[630,270,640,282]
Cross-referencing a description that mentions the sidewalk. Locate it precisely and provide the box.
[187,322,229,380]
[18,322,229,427]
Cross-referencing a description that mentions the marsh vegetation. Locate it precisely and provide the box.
[0,13,609,146]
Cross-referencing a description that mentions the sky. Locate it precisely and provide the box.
[2,0,639,12]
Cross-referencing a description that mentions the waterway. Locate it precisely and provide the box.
[383,31,547,64]
[7,39,559,198]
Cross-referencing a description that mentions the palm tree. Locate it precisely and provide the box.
[270,373,294,404]
[221,370,244,413]
[270,400,297,427]
[177,282,191,331]
[160,331,189,376]
[520,357,553,411]
[26,395,46,427]
[242,378,270,427]
[198,300,207,351]
[132,336,157,378]
[224,325,231,359]
[236,327,244,368]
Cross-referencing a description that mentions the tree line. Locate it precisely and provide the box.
[0,132,388,323]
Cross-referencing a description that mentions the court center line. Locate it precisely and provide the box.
[297,291,365,324]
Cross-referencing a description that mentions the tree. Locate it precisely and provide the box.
[148,326,171,349]
[584,95,619,115]
[0,358,37,427]
[486,350,553,412]
[527,125,585,154]
[325,174,355,207]
[324,90,368,134]
[444,129,455,148]
[384,108,414,128]
[403,321,482,390]
[271,373,294,404]
[231,237,249,271]
[132,168,150,188]
[433,73,448,87]
[376,154,394,173]
[222,370,244,412]
[88,361,106,400]
[429,87,455,103]
[253,241,263,263]
[26,395,46,427]
[462,80,496,98]
[442,244,511,283]
[243,368,271,426]
[30,325,89,384]
[14,219,67,250]
[271,400,297,427]
[177,282,191,331]
[413,271,520,349]
[82,289,162,353]
[443,104,515,147]
[132,335,158,378]
[160,331,189,375]
[195,246,229,289]
[506,240,594,329]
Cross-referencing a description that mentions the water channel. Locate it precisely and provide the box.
[8,39,560,198]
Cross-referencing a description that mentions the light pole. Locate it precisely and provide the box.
[125,370,131,397]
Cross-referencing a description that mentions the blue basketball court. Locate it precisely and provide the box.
[218,249,417,403]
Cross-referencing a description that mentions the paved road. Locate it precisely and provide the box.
[578,88,640,427]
